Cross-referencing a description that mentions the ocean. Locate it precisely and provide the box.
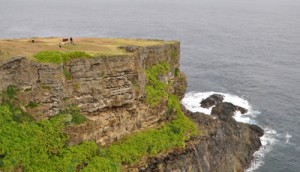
[1,0,300,171]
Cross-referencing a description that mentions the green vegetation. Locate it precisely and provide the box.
[170,48,177,60]
[74,83,81,91]
[63,68,72,80]
[174,68,180,77]
[0,108,98,171]
[0,85,33,123]
[145,62,170,107]
[26,101,39,108]
[60,106,87,125]
[34,51,91,64]
[0,87,93,171]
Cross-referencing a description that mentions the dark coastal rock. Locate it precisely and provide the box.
[211,102,248,120]
[200,94,224,108]
[237,106,248,114]
[249,124,264,137]
[138,109,263,172]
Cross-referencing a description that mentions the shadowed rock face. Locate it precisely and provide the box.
[200,94,224,108]
[137,107,263,172]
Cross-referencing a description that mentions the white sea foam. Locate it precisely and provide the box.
[182,91,277,172]
[285,132,292,144]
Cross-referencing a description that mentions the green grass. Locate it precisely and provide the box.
[34,51,91,64]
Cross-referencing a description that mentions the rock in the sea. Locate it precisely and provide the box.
[200,94,224,108]
[211,102,248,120]
[237,106,248,114]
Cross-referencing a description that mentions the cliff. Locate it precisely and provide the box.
[0,38,182,146]
[0,38,262,172]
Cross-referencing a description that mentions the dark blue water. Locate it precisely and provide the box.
[1,0,300,171]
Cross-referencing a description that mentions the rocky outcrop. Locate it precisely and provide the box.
[211,102,248,119]
[137,106,263,172]
[200,94,224,108]
[0,42,182,145]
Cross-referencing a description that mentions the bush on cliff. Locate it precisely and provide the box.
[0,103,100,171]
[0,86,94,171]
[145,62,170,107]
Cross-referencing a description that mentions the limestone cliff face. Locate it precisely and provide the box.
[0,42,183,146]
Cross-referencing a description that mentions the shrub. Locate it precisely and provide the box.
[0,103,96,172]
[174,68,180,77]
[60,106,87,125]
[27,101,39,108]
[0,85,33,123]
